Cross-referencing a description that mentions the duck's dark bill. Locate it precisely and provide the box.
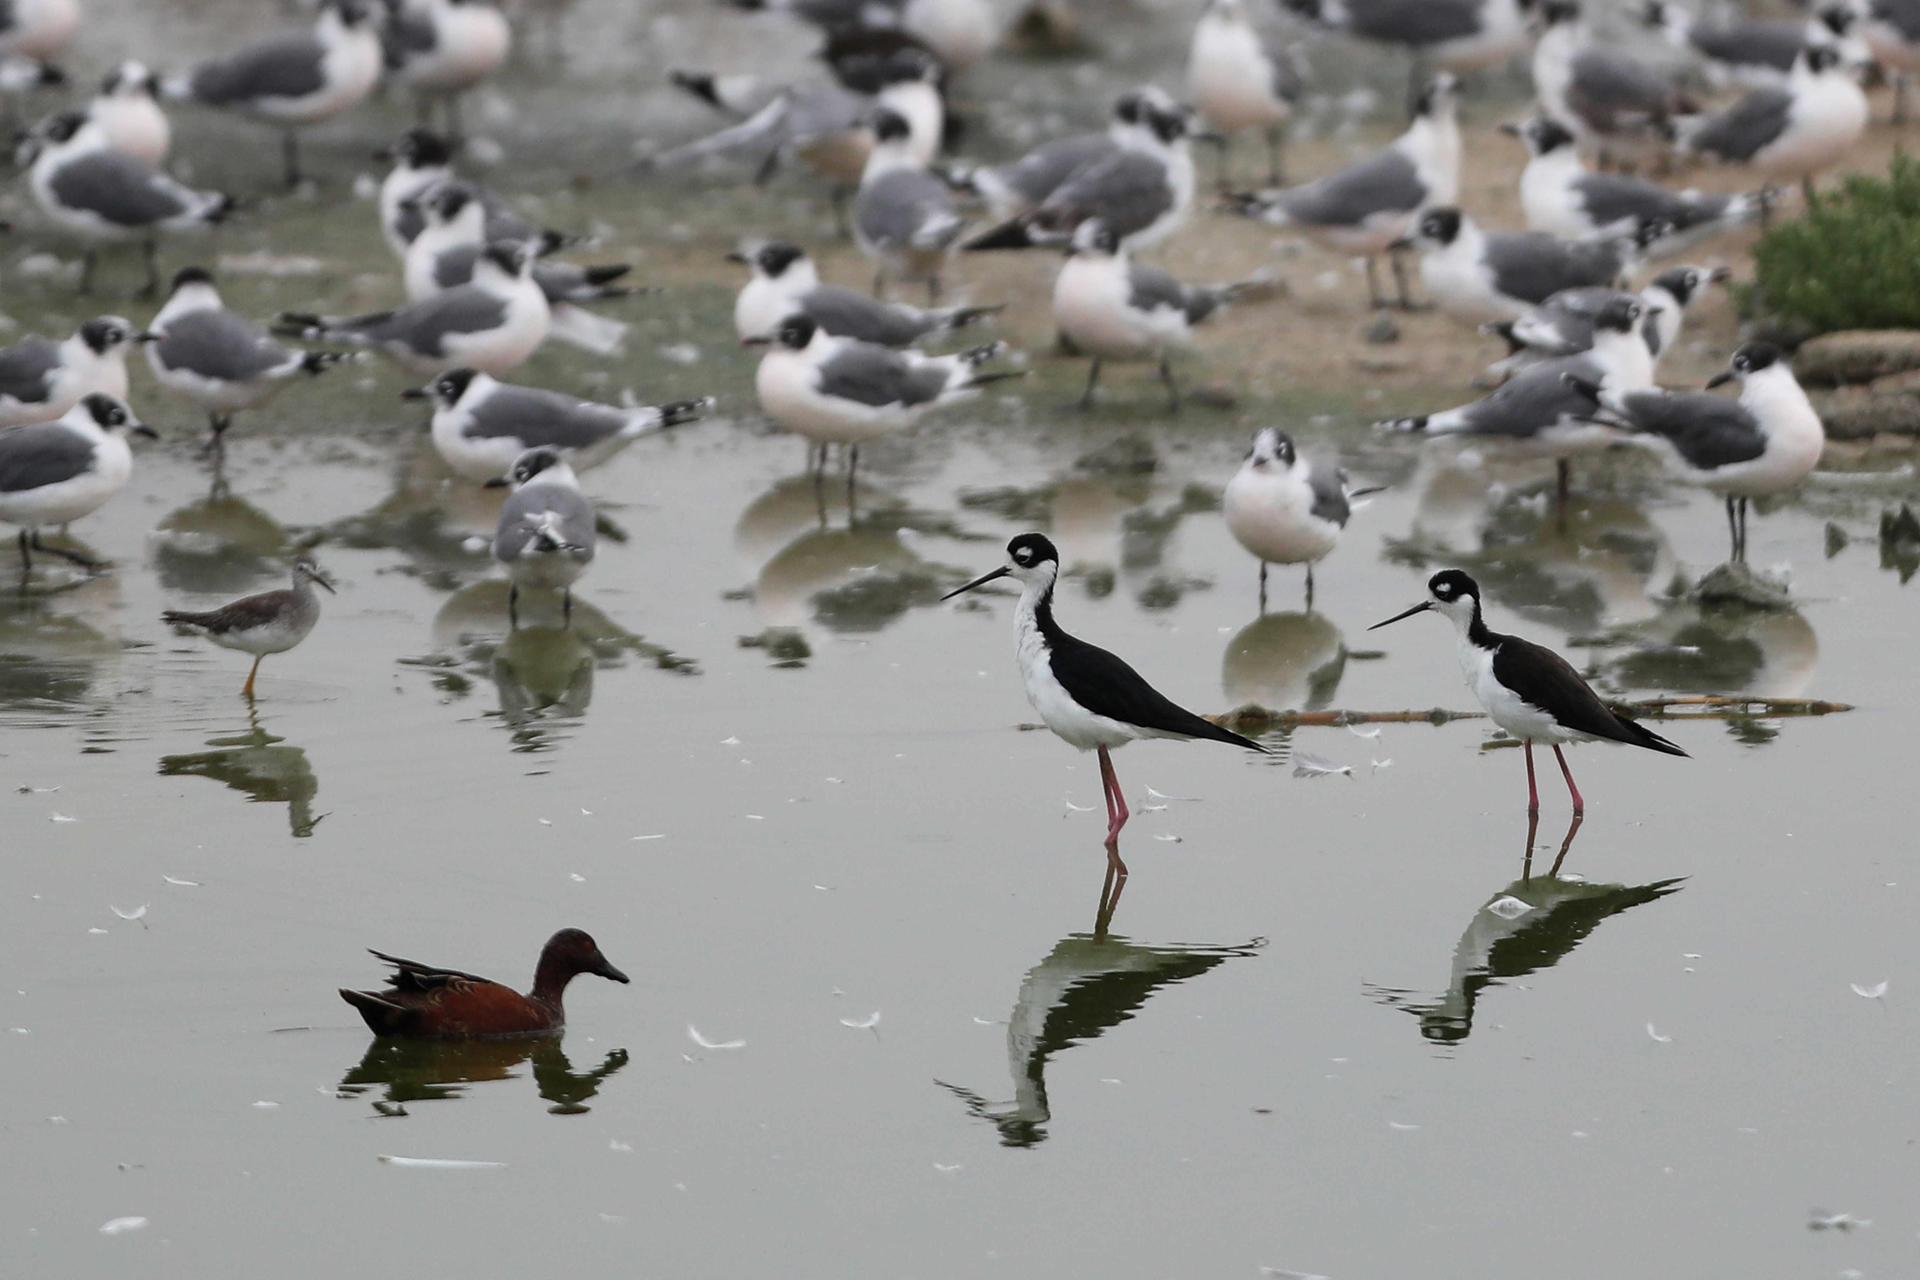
[942,565,1011,601]
[595,961,631,984]
[1369,600,1432,630]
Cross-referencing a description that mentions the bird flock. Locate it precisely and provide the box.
[0,0,1901,1034]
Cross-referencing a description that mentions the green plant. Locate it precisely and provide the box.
[1751,153,1920,334]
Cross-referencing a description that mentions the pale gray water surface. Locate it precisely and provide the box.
[4,2,1919,1277]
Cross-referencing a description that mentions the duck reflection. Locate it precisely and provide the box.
[1221,611,1346,711]
[151,485,292,594]
[1610,599,1818,700]
[1394,458,1674,632]
[337,1037,630,1116]
[938,899,1262,1148]
[157,710,321,836]
[1370,814,1683,1046]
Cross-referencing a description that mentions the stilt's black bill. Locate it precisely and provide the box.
[1368,600,1431,630]
[941,565,1010,601]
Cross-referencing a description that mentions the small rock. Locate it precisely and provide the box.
[1692,561,1794,610]
[1794,329,1920,386]
[1363,312,1401,345]
[737,627,811,666]
[1808,387,1920,440]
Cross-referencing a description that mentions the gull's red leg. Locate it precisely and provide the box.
[1524,741,1539,814]
[1551,745,1585,816]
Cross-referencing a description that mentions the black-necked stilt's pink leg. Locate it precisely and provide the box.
[1547,813,1583,877]
[1524,741,1540,814]
[1552,745,1585,816]
[1097,746,1131,842]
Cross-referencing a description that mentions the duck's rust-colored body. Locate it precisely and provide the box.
[339,927,628,1039]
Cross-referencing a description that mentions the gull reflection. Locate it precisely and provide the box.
[938,900,1262,1147]
[732,472,887,567]
[1369,814,1683,1046]
[336,1037,630,1116]
[157,709,321,836]
[0,576,124,711]
[1610,599,1819,701]
[755,525,940,632]
[151,485,292,595]
[1221,611,1346,711]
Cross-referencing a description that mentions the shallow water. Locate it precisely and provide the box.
[5,2,1920,1277]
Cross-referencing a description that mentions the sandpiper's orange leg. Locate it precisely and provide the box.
[243,656,262,700]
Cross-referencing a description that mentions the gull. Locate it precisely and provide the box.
[852,106,965,299]
[0,393,156,575]
[726,0,1000,73]
[276,241,550,374]
[1224,427,1371,609]
[405,366,714,482]
[487,446,596,627]
[1864,0,1920,123]
[89,61,171,167]
[144,267,348,454]
[1282,0,1537,109]
[1392,205,1656,326]
[1223,74,1460,309]
[1671,44,1869,203]
[162,557,337,699]
[1187,0,1302,186]
[382,0,512,138]
[15,110,234,295]
[164,0,385,189]
[1050,218,1256,412]
[0,316,147,429]
[1532,0,1696,167]
[375,128,560,256]
[0,0,79,62]
[1641,1,1866,92]
[727,239,1000,346]
[965,89,1153,221]
[1370,569,1686,814]
[1481,264,1727,380]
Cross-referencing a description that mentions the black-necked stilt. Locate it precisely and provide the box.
[1508,115,1770,254]
[728,240,1002,347]
[486,446,596,628]
[0,316,144,428]
[276,241,550,375]
[964,86,1198,255]
[145,268,346,455]
[0,393,155,574]
[407,367,713,484]
[1672,45,1869,204]
[15,111,234,296]
[751,313,1018,486]
[1224,428,1370,610]
[89,62,171,167]
[1393,206,1659,327]
[163,557,336,700]
[162,0,384,189]
[1187,0,1302,186]
[1565,342,1825,563]
[1531,0,1692,167]
[1370,569,1686,814]
[1052,219,1254,413]
[1225,73,1459,310]
[943,533,1267,875]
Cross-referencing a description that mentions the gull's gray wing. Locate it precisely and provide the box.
[464,384,629,450]
[800,285,933,346]
[1566,51,1684,132]
[357,288,508,357]
[855,169,958,250]
[49,151,189,226]
[814,343,947,407]
[1485,232,1623,306]
[1272,147,1425,228]
[1513,286,1631,353]
[431,244,478,291]
[1336,0,1482,46]
[1690,20,1804,71]
[0,423,96,493]
[1124,262,1192,316]
[383,6,438,66]
[1878,0,1920,42]
[0,337,60,406]
[188,32,328,105]
[494,484,596,563]
[1040,150,1171,240]
[1614,390,1766,468]
[984,134,1115,208]
[1306,463,1351,527]
[154,309,293,384]
[1572,172,1729,233]
[1687,88,1794,161]
[1450,353,1605,437]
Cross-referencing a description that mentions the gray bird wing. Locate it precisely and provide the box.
[356,288,508,357]
[1485,231,1623,306]
[1337,0,1482,45]
[1305,464,1351,527]
[0,337,60,406]
[801,285,932,346]
[1573,172,1728,232]
[494,484,596,562]
[1040,150,1172,241]
[1124,262,1193,316]
[1687,88,1794,161]
[188,32,328,105]
[855,169,959,250]
[383,6,438,66]
[1615,390,1766,467]
[986,135,1115,208]
[0,422,97,493]
[1567,50,1684,132]
[1879,0,1920,41]
[49,151,190,227]
[814,343,947,407]
[431,244,479,290]
[1272,148,1425,228]
[1263,33,1303,102]
[1690,20,1803,71]
[1513,286,1628,353]
[465,384,629,449]
[479,194,539,244]
[1452,354,1604,437]
[154,309,294,384]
